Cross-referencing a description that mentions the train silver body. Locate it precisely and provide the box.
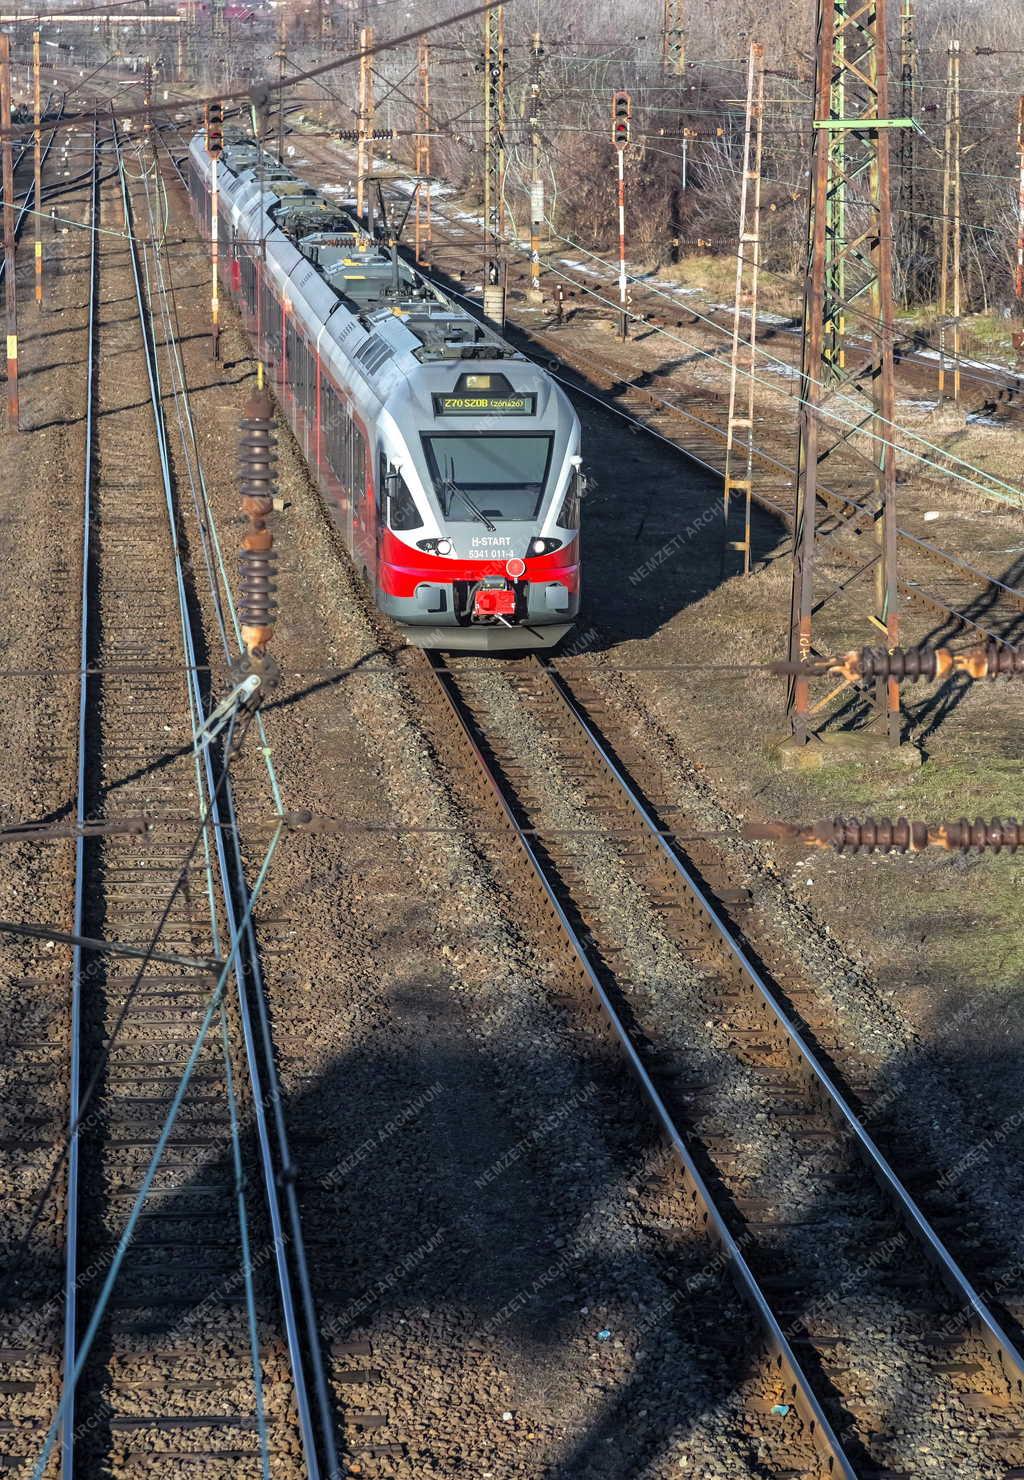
[187,133,583,649]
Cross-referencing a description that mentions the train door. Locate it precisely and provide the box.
[350,421,374,581]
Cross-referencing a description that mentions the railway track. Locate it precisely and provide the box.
[56,118,298,1479]
[140,128,405,1476]
[0,118,356,1478]
[421,647,1024,1477]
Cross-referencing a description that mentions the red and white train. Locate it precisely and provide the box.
[187,133,583,649]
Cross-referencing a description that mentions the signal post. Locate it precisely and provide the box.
[0,31,17,429]
[33,29,42,307]
[611,91,630,339]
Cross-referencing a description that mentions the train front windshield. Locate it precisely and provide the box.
[423,433,553,523]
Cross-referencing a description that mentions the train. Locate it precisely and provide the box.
[186,132,583,649]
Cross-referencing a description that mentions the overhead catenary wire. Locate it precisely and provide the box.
[531,221,1024,509]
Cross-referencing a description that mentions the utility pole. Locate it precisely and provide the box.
[0,32,18,431]
[612,90,631,339]
[528,30,543,302]
[938,39,961,404]
[1016,95,1024,303]
[275,4,286,164]
[32,28,41,307]
[414,37,431,265]
[897,0,917,299]
[723,41,764,577]
[786,0,905,748]
[356,25,373,224]
[661,0,685,74]
[205,99,223,359]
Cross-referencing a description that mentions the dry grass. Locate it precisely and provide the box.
[648,254,802,319]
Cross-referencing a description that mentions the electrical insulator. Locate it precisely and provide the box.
[611,90,631,151]
[237,391,278,657]
[205,99,224,159]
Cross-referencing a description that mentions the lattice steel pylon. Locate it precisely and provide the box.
[414,39,431,264]
[786,0,907,747]
[482,3,506,253]
[897,0,918,298]
[660,0,685,75]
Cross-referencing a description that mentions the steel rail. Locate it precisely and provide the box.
[531,653,1024,1399]
[137,132,342,1479]
[424,650,858,1479]
[60,106,98,1477]
[108,119,329,1479]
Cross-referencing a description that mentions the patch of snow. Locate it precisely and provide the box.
[762,361,800,380]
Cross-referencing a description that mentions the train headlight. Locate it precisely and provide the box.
[416,536,454,556]
[529,537,562,556]
[436,538,453,555]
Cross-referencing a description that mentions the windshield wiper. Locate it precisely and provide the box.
[441,478,497,533]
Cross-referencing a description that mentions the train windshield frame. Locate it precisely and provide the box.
[422,432,554,524]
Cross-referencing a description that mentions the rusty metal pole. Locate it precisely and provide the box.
[873,5,901,743]
[32,28,41,307]
[938,40,960,404]
[1016,95,1024,304]
[786,12,830,744]
[0,32,19,431]
[897,0,916,299]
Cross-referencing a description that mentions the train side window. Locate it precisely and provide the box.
[323,385,343,484]
[381,454,421,532]
[352,425,365,497]
[556,465,584,529]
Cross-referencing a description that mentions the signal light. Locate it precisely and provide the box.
[611,90,631,151]
[205,100,224,159]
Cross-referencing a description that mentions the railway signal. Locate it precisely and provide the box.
[204,97,224,158]
[611,90,631,339]
[611,89,631,151]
